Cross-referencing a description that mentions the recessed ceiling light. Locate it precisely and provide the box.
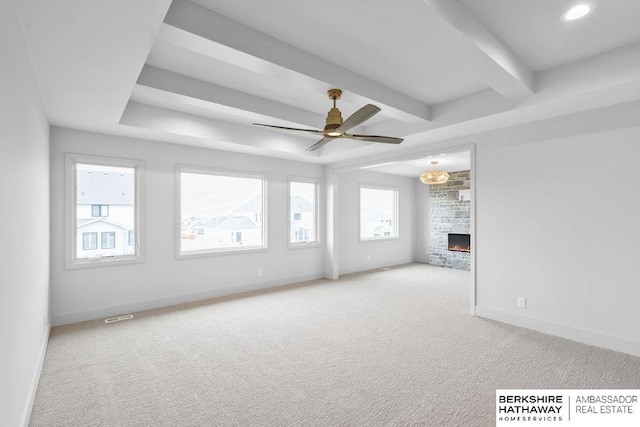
[561,3,595,21]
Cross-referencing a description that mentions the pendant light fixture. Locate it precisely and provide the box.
[419,160,450,184]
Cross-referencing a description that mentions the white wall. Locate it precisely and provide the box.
[50,127,325,325]
[414,179,430,263]
[0,2,51,426]
[337,169,416,275]
[475,126,640,356]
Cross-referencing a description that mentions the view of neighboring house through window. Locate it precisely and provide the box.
[180,170,265,254]
[75,163,136,260]
[360,186,398,240]
[290,180,317,245]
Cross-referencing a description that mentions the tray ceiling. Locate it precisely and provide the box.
[14,0,640,165]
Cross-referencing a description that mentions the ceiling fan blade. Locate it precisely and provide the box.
[306,138,332,152]
[253,123,323,134]
[338,104,381,132]
[342,133,404,144]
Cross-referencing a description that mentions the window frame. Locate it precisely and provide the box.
[358,184,399,242]
[288,176,321,249]
[65,153,144,269]
[176,165,268,259]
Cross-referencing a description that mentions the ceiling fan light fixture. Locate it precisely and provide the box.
[419,161,450,184]
[323,122,343,138]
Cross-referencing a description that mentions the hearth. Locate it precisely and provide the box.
[448,233,470,252]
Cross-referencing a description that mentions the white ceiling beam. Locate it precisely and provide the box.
[366,40,640,141]
[136,65,327,129]
[119,101,322,156]
[163,0,431,123]
[331,100,640,174]
[422,0,534,98]
[536,41,640,100]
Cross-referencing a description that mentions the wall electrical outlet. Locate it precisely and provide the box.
[257,269,262,277]
[366,254,370,261]
[517,297,526,309]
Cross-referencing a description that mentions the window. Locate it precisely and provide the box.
[179,168,266,255]
[76,164,134,258]
[91,204,109,217]
[66,154,142,268]
[289,179,319,246]
[101,232,116,249]
[82,232,97,250]
[360,186,398,240]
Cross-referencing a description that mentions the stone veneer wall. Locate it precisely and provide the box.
[429,170,471,271]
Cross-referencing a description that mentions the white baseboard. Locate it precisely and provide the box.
[53,273,324,326]
[21,324,50,427]
[338,258,414,276]
[475,305,640,358]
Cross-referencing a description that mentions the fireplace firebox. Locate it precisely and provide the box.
[448,233,470,252]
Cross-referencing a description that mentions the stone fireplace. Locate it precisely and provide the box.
[428,170,471,271]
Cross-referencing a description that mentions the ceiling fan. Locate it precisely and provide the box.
[253,89,404,152]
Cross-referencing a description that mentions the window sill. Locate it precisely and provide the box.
[359,236,400,243]
[66,255,143,270]
[288,242,321,250]
[177,246,269,260]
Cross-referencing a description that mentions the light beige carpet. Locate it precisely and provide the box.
[30,264,640,426]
